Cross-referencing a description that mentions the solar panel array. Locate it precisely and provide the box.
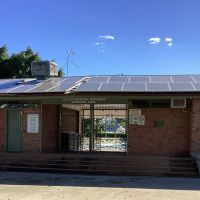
[0,77,85,94]
[76,75,200,92]
[1,75,200,94]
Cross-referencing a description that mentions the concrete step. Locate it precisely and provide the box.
[0,154,198,177]
[0,161,197,172]
[0,162,197,172]
[0,165,198,177]
[0,159,196,171]
[0,157,195,165]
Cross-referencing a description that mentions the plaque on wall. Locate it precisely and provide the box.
[27,114,39,133]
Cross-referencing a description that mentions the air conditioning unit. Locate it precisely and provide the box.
[171,98,186,108]
[31,61,58,79]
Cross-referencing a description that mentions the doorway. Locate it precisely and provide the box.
[60,104,128,152]
[7,110,23,152]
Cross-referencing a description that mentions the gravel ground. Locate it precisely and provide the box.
[0,171,199,200]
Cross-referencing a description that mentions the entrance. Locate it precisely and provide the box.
[60,104,128,152]
[7,110,23,152]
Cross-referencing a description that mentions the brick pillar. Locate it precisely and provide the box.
[0,109,6,152]
[191,99,200,153]
[23,108,41,153]
[42,104,60,153]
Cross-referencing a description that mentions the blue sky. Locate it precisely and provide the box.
[1,0,200,76]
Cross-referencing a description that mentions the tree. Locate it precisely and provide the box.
[0,46,10,78]
[0,45,9,62]
[58,68,65,77]
[0,46,41,78]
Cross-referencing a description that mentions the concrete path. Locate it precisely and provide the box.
[0,171,199,200]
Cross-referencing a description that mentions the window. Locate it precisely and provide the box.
[132,99,171,108]
[132,100,150,108]
[151,100,171,108]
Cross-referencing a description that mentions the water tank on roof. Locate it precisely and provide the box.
[31,61,58,79]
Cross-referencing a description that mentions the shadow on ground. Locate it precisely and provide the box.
[0,171,199,190]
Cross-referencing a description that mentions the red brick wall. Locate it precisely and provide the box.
[61,108,79,133]
[0,109,6,152]
[42,104,60,153]
[23,108,41,153]
[191,99,200,153]
[128,108,190,156]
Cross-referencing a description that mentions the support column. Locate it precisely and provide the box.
[191,98,200,153]
[89,104,94,152]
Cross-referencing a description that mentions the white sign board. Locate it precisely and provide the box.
[129,109,141,116]
[137,115,145,125]
[129,115,139,124]
[27,114,39,133]
[129,109,145,125]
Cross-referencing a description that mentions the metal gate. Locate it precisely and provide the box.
[82,105,127,152]
[7,110,23,152]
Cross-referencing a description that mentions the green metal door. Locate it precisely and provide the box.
[7,110,23,152]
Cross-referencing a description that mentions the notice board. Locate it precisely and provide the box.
[129,109,145,125]
[27,114,39,133]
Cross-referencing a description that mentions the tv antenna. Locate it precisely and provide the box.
[65,48,79,77]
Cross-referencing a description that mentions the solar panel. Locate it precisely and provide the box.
[169,83,195,91]
[67,76,87,83]
[6,80,43,93]
[87,76,109,83]
[130,76,150,82]
[171,75,193,82]
[109,76,129,83]
[192,75,200,82]
[26,78,66,93]
[99,83,123,91]
[151,76,172,83]
[192,83,200,90]
[0,79,11,84]
[48,77,86,92]
[123,83,146,92]
[0,79,22,92]
[146,83,170,91]
[76,83,101,92]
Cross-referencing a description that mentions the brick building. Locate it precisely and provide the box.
[0,65,200,175]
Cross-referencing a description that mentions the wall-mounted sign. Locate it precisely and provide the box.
[154,120,165,128]
[63,97,106,104]
[129,109,141,116]
[137,115,145,126]
[129,109,145,125]
[129,115,139,125]
[27,114,39,133]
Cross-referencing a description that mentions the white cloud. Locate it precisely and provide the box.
[165,37,172,42]
[148,37,161,45]
[92,34,114,53]
[92,42,106,53]
[98,35,115,40]
[167,42,172,47]
[94,42,104,45]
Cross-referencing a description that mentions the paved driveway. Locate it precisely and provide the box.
[0,171,199,200]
